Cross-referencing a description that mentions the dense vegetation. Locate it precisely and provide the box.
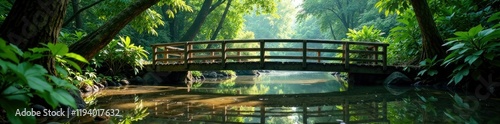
[0,0,499,123]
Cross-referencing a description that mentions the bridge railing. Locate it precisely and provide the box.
[151,39,389,70]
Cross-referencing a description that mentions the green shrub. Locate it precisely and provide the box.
[338,25,386,62]
[191,71,203,77]
[442,12,500,84]
[0,38,88,124]
[219,70,237,76]
[93,36,148,76]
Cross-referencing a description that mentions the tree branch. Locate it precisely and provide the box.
[62,0,105,27]
[208,0,225,13]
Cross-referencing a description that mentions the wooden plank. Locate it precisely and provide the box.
[221,40,227,68]
[307,49,343,53]
[226,48,260,52]
[383,45,387,70]
[184,42,189,68]
[303,40,307,69]
[265,56,303,60]
[305,57,344,61]
[156,58,184,61]
[264,48,303,51]
[350,58,383,63]
[188,49,221,53]
[345,42,350,69]
[155,51,184,54]
[260,41,265,68]
[188,56,221,60]
[187,40,223,45]
[226,56,260,60]
[349,50,384,54]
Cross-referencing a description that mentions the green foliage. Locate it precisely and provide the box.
[418,56,441,77]
[375,0,410,16]
[219,70,236,77]
[338,25,385,61]
[444,94,479,124]
[0,38,87,124]
[346,25,385,42]
[59,31,87,45]
[191,71,203,77]
[386,10,421,64]
[94,36,148,76]
[442,17,500,84]
[112,96,149,124]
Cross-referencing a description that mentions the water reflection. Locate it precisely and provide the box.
[143,99,388,124]
[191,71,345,95]
[95,71,500,124]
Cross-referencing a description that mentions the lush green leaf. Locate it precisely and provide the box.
[51,89,77,109]
[46,43,69,56]
[65,59,82,72]
[465,55,479,65]
[448,43,464,51]
[65,53,89,63]
[468,25,483,36]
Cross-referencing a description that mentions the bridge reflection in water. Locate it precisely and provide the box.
[139,86,396,124]
[147,99,388,124]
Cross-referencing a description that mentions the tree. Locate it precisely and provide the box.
[298,0,368,39]
[409,0,446,59]
[0,0,69,73]
[210,0,232,40]
[68,0,162,65]
[376,0,446,60]
[180,0,225,41]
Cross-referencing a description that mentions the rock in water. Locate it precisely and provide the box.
[383,71,413,86]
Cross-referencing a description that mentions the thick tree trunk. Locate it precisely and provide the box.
[69,0,160,66]
[179,0,214,41]
[0,0,69,74]
[71,0,83,29]
[0,0,68,49]
[409,0,446,60]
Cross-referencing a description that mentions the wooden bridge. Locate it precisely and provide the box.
[149,39,394,74]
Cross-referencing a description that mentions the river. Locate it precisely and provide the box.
[92,71,500,124]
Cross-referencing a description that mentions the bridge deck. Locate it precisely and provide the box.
[150,39,392,74]
[147,62,396,74]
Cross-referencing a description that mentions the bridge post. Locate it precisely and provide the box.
[344,42,350,70]
[152,45,157,71]
[221,40,227,68]
[184,42,190,69]
[382,45,387,70]
[302,40,307,69]
[260,40,265,69]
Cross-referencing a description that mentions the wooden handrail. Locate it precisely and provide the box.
[151,39,389,70]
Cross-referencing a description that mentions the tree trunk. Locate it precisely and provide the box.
[206,0,232,49]
[409,0,446,60]
[210,0,231,40]
[69,0,160,66]
[179,0,214,41]
[71,0,83,29]
[0,0,69,74]
[0,0,68,50]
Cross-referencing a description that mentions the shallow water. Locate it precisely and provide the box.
[95,71,500,124]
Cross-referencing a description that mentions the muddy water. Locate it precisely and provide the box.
[95,71,500,124]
